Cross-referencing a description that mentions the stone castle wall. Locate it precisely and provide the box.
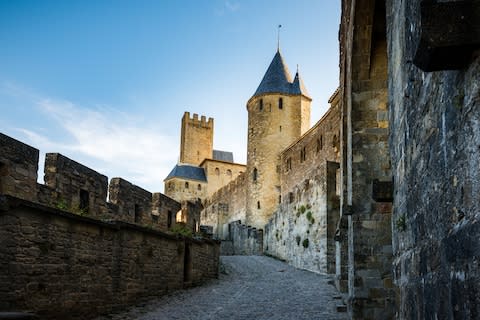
[264,100,341,274]
[202,172,247,238]
[246,93,311,229]
[0,132,220,317]
[180,112,214,166]
[338,0,395,318]
[0,195,219,319]
[201,159,245,198]
[387,0,480,318]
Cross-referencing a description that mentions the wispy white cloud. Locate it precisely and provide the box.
[34,98,177,192]
[1,81,178,193]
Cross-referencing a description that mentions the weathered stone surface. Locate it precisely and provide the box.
[0,195,219,319]
[0,133,39,202]
[387,0,480,318]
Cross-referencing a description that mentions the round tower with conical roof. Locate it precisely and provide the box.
[245,49,311,229]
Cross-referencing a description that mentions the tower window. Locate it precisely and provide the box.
[259,99,263,111]
[198,184,202,191]
[279,125,282,132]
[279,195,281,203]
[253,168,258,182]
[317,136,323,152]
[257,201,261,209]
[185,181,189,189]
[279,98,283,109]
[286,158,292,171]
[226,169,232,176]
[289,192,294,203]
[168,210,173,228]
[215,167,220,175]
[79,189,89,212]
[134,204,141,223]
[300,147,306,163]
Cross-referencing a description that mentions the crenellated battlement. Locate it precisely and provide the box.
[182,111,214,129]
[0,132,194,233]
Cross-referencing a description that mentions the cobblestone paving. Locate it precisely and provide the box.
[96,256,348,320]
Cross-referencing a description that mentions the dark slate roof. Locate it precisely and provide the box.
[252,50,310,99]
[164,164,207,182]
[213,150,234,163]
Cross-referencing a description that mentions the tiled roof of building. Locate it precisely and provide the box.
[213,150,234,163]
[164,164,207,182]
[252,50,310,99]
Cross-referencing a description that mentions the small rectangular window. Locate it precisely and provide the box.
[168,210,173,228]
[279,97,283,109]
[79,189,89,212]
[289,192,294,203]
[257,201,261,209]
[134,204,141,223]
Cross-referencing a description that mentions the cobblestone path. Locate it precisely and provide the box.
[97,256,348,320]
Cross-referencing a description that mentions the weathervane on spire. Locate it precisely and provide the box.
[277,24,282,51]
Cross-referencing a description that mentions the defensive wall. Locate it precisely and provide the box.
[387,0,480,318]
[0,132,220,318]
[202,172,247,238]
[264,97,341,274]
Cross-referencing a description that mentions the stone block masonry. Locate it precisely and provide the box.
[0,195,219,319]
[0,132,220,318]
[387,0,480,318]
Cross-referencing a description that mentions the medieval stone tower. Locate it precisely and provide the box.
[245,49,311,229]
[180,112,214,166]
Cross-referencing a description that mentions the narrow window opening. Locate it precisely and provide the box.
[286,158,292,171]
[79,189,89,213]
[197,184,202,191]
[168,210,173,228]
[279,97,283,109]
[185,181,189,189]
[289,192,294,203]
[215,167,220,175]
[226,169,232,176]
[257,201,261,209]
[279,125,282,132]
[253,168,258,182]
[134,204,141,223]
[259,99,263,111]
[278,195,282,203]
[193,219,197,232]
[0,162,7,194]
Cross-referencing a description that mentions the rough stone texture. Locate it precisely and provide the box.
[226,220,263,255]
[246,92,311,229]
[202,172,247,238]
[339,1,395,318]
[108,177,152,225]
[200,159,245,198]
[0,195,219,319]
[0,133,39,202]
[164,176,207,203]
[180,112,214,166]
[94,256,348,320]
[245,50,312,231]
[44,153,109,217]
[387,0,480,318]
[263,97,341,274]
[151,192,181,231]
[180,200,202,233]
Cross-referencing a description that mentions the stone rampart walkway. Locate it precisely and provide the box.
[96,255,348,320]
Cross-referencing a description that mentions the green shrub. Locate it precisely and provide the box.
[302,238,309,248]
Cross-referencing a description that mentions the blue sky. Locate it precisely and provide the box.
[0,0,340,193]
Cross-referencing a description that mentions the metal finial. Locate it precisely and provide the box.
[277,24,282,51]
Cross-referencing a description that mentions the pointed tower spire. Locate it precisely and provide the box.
[253,50,293,97]
[292,67,311,99]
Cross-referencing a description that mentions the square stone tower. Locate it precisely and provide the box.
[180,112,214,165]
